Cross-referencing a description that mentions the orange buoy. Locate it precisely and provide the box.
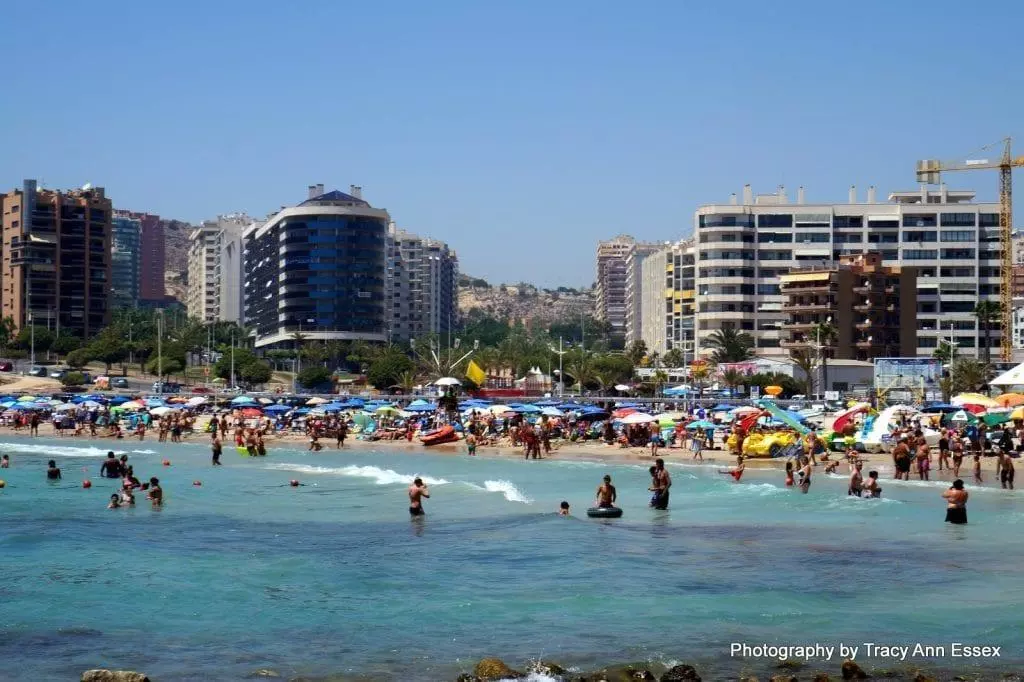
[193,480,202,487]
[162,459,171,466]
[82,479,92,489]
[0,479,6,488]
[289,479,299,487]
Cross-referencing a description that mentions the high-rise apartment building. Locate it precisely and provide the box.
[187,214,251,324]
[385,224,458,343]
[0,180,112,338]
[779,253,917,361]
[632,239,696,358]
[595,235,660,342]
[695,184,1002,359]
[115,210,164,302]
[244,184,389,348]
[111,215,142,308]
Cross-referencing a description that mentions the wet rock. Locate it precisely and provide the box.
[739,677,759,682]
[81,672,150,682]
[661,664,702,682]
[528,660,567,676]
[812,674,831,682]
[911,673,936,682]
[456,675,483,682]
[841,660,868,680]
[474,658,522,680]
[769,676,798,682]
[777,660,804,670]
[247,671,282,679]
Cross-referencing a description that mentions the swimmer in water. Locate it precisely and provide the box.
[797,456,812,494]
[408,477,429,516]
[784,460,794,487]
[46,460,61,480]
[1,454,9,468]
[862,470,882,498]
[558,501,570,516]
[108,494,122,509]
[100,451,121,479]
[718,455,745,482]
[595,474,617,508]
[147,477,162,507]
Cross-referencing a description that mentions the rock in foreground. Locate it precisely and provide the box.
[81,672,150,682]
[661,664,702,682]
[473,657,523,680]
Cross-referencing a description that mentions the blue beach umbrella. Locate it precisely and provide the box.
[511,404,541,414]
[264,404,291,413]
[231,396,257,405]
[108,396,130,405]
[321,403,347,412]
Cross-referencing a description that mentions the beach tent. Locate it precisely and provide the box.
[990,362,1024,387]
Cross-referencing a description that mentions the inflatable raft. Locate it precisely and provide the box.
[420,425,459,446]
[586,506,623,518]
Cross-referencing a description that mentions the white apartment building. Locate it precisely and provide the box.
[631,239,697,358]
[187,213,251,324]
[695,184,1001,359]
[385,224,459,343]
[596,235,660,342]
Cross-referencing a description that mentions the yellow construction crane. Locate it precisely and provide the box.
[917,138,1024,362]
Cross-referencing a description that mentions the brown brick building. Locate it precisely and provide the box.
[779,253,917,361]
[0,180,112,339]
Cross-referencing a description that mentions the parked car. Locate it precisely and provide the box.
[0,361,13,372]
[49,368,69,379]
[111,377,130,389]
[191,386,213,394]
[28,366,47,377]
[152,381,182,393]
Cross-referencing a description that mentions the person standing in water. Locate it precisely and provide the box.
[797,456,812,494]
[651,458,671,509]
[999,450,1015,490]
[718,455,745,482]
[211,437,223,466]
[595,474,617,508]
[863,470,882,498]
[848,461,864,497]
[46,460,61,480]
[100,451,121,479]
[943,479,969,524]
[408,477,430,517]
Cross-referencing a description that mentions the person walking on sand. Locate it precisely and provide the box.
[943,479,968,524]
[408,477,430,517]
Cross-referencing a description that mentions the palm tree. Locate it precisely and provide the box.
[690,361,712,400]
[565,351,596,395]
[974,301,1000,365]
[703,328,755,363]
[662,347,685,368]
[790,349,816,397]
[933,340,958,364]
[721,368,747,396]
[810,320,838,397]
[951,358,990,394]
[397,370,418,395]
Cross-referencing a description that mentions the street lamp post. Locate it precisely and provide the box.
[549,336,567,397]
[156,310,163,394]
[230,328,236,389]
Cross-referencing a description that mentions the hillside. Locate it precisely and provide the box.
[458,275,594,327]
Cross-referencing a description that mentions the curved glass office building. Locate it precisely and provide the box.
[244,185,389,347]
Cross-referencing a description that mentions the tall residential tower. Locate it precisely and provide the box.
[187,213,251,324]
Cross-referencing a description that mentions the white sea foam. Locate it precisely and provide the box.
[131,449,156,455]
[463,479,533,503]
[501,675,559,682]
[263,463,449,486]
[0,442,125,458]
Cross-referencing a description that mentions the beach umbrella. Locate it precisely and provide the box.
[144,398,166,408]
[434,377,461,386]
[232,395,257,405]
[488,405,513,415]
[0,401,14,409]
[983,412,1012,427]
[240,407,262,418]
[16,395,36,402]
[534,399,561,407]
[620,412,657,425]
[405,402,438,413]
[305,397,327,405]
[575,410,609,422]
[79,400,101,409]
[686,420,716,430]
[166,396,189,404]
[375,405,400,415]
[257,397,275,405]
[654,412,682,427]
[119,402,144,412]
[615,401,641,408]
[264,404,291,413]
[995,393,1024,408]
[611,407,638,419]
[108,396,130,405]
[187,396,207,406]
[951,393,997,408]
[614,384,632,392]
[1011,406,1024,421]
[511,404,541,414]
[7,403,36,411]
[962,404,988,415]
[54,403,77,412]
[950,410,970,423]
[292,407,311,415]
[541,407,564,417]
[149,406,178,416]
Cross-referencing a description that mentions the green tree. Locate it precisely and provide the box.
[88,335,128,374]
[461,310,511,347]
[396,369,419,394]
[367,351,415,389]
[146,356,184,377]
[625,339,648,367]
[298,366,334,388]
[239,361,272,385]
[721,368,747,395]
[60,371,86,387]
[689,361,712,400]
[974,300,1000,365]
[933,339,959,364]
[15,325,55,354]
[703,328,755,363]
[65,348,92,369]
[52,334,82,357]
[662,347,685,368]
[790,349,816,397]
[301,341,328,365]
[951,358,990,394]
[0,317,15,354]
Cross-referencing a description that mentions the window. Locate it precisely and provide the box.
[757,338,780,348]
[980,213,999,227]
[758,214,793,228]
[868,233,899,244]
[940,267,975,277]
[700,249,755,260]
[941,248,975,259]
[979,250,1001,260]
[835,233,862,243]
[795,233,830,243]
[941,213,976,227]
[757,232,793,243]
[902,249,937,260]
[903,231,937,242]
[868,219,899,228]
[940,230,976,242]
[759,250,793,260]
[979,284,1000,296]
[917,337,937,348]
[757,283,780,295]
[942,301,976,313]
[794,214,831,227]
[903,214,937,227]
[834,216,863,228]
[700,214,755,228]
[917,302,936,313]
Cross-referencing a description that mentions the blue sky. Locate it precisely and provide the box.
[2,0,1021,287]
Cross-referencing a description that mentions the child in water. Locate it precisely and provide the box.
[108,494,122,509]
[558,501,570,516]
[719,455,745,482]
[784,460,794,487]
[973,454,983,484]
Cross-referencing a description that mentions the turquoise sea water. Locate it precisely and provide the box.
[1,437,1023,681]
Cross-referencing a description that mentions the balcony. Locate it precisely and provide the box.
[779,282,834,294]
[781,301,833,313]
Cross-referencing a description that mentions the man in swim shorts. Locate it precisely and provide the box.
[999,450,1015,490]
[100,451,121,479]
[652,458,671,509]
[46,460,61,480]
[408,477,430,516]
[595,475,617,508]
[848,461,864,497]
